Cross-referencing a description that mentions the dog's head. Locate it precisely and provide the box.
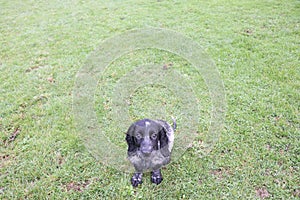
[126,119,170,157]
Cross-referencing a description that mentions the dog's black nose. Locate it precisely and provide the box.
[140,145,153,156]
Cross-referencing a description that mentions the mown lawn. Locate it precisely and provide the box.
[0,0,299,199]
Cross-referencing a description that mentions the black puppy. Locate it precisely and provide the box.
[126,118,176,187]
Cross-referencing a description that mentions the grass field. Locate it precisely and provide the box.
[1,0,299,199]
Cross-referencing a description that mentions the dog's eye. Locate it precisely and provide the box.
[151,133,158,140]
[135,133,142,140]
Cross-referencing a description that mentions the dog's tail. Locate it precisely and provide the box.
[171,116,177,131]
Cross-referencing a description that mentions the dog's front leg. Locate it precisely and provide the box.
[151,169,163,185]
[131,172,143,187]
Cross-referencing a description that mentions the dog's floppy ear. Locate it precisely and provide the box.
[126,124,138,156]
[159,125,170,157]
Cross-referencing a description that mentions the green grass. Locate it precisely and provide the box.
[1,0,299,199]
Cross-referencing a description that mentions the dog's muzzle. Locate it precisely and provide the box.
[140,140,153,156]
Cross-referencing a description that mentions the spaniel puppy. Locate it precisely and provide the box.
[126,118,176,187]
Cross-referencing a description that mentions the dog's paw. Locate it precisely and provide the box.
[131,173,143,187]
[151,170,163,185]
